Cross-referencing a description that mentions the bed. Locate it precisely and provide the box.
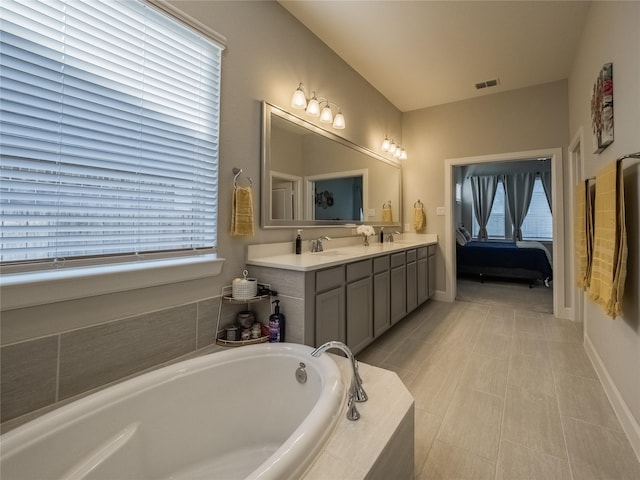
[456,240,553,287]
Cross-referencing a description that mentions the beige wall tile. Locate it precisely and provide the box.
[0,336,58,422]
[59,304,197,399]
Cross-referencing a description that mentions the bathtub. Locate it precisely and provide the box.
[0,343,347,480]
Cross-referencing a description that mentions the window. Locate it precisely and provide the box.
[1,0,223,268]
[521,178,553,240]
[472,176,552,240]
[472,180,505,238]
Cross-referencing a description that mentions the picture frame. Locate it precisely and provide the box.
[591,63,614,153]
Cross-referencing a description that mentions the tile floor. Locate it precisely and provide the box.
[356,299,640,480]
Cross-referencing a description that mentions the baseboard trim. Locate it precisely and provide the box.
[584,333,640,462]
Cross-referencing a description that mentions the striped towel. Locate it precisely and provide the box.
[382,204,393,222]
[588,161,627,318]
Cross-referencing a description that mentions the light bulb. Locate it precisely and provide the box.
[381,137,390,152]
[291,83,307,109]
[332,111,345,129]
[389,141,397,154]
[306,93,320,116]
[394,147,401,158]
[320,103,333,123]
[400,149,407,160]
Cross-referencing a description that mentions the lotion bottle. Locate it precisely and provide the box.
[269,300,285,342]
[295,229,302,254]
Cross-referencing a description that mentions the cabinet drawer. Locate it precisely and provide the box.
[406,249,417,262]
[316,266,344,291]
[346,259,371,282]
[373,255,390,273]
[417,246,428,259]
[428,245,436,256]
[391,252,406,268]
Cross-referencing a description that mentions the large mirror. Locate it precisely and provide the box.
[261,102,402,228]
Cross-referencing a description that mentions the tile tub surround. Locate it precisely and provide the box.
[0,296,247,428]
[357,299,640,479]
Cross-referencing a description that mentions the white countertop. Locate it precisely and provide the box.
[246,234,437,271]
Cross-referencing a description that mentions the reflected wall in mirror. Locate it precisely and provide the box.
[261,102,402,228]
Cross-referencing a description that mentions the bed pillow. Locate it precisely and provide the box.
[458,225,472,241]
[456,229,467,246]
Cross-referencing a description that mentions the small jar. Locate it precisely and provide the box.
[251,323,262,339]
[241,328,252,341]
[226,326,238,341]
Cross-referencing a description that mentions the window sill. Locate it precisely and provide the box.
[0,255,225,311]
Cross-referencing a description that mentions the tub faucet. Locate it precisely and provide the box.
[311,341,367,421]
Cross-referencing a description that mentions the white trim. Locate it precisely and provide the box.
[1,255,225,311]
[144,0,227,49]
[444,148,569,318]
[584,334,640,461]
[569,127,586,323]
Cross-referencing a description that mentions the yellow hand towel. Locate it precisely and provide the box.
[382,205,393,222]
[230,186,254,237]
[588,161,627,318]
[413,206,426,232]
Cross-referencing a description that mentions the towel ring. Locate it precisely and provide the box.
[232,167,253,188]
[383,200,392,210]
[414,199,424,208]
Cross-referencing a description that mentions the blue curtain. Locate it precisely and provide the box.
[470,176,499,241]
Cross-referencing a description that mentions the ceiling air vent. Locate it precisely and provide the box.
[475,78,501,90]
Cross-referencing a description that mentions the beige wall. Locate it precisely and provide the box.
[0,0,402,425]
[402,81,569,293]
[568,0,640,452]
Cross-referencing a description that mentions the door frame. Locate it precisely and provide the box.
[444,147,570,319]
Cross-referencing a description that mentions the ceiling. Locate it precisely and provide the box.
[278,0,591,112]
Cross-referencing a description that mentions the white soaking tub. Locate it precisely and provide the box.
[0,343,347,480]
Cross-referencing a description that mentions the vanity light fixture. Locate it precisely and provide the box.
[290,83,346,129]
[381,137,407,159]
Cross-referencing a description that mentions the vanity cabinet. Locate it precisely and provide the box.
[373,256,391,337]
[417,247,429,305]
[390,252,407,325]
[406,249,418,314]
[315,266,345,346]
[345,260,373,353]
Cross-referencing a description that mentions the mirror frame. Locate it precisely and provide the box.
[261,101,402,228]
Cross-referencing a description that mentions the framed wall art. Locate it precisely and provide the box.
[591,63,614,153]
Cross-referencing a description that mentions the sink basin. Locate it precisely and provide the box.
[309,250,348,257]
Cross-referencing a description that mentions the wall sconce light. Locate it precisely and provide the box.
[381,137,407,160]
[290,83,346,129]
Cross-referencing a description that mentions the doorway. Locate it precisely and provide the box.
[444,147,570,319]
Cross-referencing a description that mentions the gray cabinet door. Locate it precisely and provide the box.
[390,265,406,325]
[373,270,391,337]
[406,260,417,313]
[417,257,428,305]
[315,287,345,346]
[346,276,373,354]
[428,254,436,299]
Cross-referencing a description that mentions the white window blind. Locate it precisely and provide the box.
[520,177,553,240]
[0,0,222,266]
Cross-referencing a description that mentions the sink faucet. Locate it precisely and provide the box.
[311,341,367,421]
[311,236,332,252]
[387,231,401,243]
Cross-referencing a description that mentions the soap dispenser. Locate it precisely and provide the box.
[380,227,384,244]
[295,229,302,254]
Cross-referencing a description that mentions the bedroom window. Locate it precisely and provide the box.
[521,178,553,240]
[472,177,552,240]
[0,0,224,271]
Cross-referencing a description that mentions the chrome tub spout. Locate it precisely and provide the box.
[311,341,367,420]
